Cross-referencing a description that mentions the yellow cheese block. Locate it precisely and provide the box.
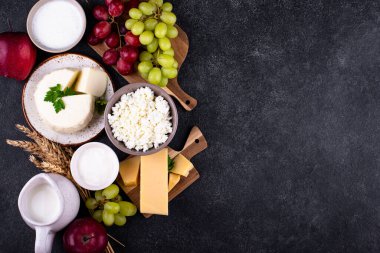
[171,154,194,177]
[168,173,181,192]
[140,149,168,215]
[119,156,140,187]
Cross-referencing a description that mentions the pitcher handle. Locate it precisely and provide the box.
[35,227,55,253]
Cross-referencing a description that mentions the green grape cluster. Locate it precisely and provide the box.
[85,184,137,227]
[125,0,179,86]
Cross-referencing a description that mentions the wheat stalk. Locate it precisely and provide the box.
[29,155,67,176]
[6,140,41,156]
[15,124,71,168]
[7,124,116,252]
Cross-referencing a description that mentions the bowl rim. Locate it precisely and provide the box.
[104,83,178,156]
[70,142,120,191]
[26,0,86,53]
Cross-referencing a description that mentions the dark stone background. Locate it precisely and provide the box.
[1,0,380,252]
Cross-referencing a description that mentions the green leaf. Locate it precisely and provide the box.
[44,84,62,103]
[43,84,77,113]
[53,98,65,113]
[168,155,175,171]
[63,87,77,96]
[95,98,107,114]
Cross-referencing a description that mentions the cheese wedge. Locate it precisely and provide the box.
[119,156,140,187]
[171,154,194,177]
[74,67,108,97]
[168,173,180,192]
[140,148,168,215]
[34,69,79,102]
[38,68,79,91]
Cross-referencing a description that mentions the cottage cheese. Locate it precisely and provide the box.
[108,87,173,152]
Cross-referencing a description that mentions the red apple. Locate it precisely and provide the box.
[0,32,36,80]
[63,218,108,253]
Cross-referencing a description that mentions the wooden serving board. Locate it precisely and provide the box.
[117,126,208,218]
[89,25,197,111]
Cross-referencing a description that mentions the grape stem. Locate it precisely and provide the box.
[153,50,161,67]
[109,16,124,49]
[154,7,162,19]
[114,22,122,48]
[138,6,162,22]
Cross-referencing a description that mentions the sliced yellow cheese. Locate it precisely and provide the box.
[168,173,180,192]
[171,154,194,177]
[74,67,108,97]
[119,156,140,187]
[140,148,168,215]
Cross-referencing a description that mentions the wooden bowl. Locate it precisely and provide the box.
[104,83,178,156]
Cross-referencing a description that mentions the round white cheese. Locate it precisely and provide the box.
[34,69,95,134]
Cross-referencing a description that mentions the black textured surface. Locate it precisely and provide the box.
[1,0,380,252]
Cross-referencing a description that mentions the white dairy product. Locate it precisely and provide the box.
[27,183,60,224]
[74,68,108,97]
[37,68,79,91]
[108,87,173,152]
[31,0,84,50]
[34,69,95,133]
[37,94,95,133]
[77,146,115,187]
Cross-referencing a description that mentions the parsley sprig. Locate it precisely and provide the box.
[95,98,107,114]
[44,84,77,113]
[168,156,175,171]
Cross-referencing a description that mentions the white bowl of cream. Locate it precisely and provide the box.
[27,0,86,53]
[70,142,119,191]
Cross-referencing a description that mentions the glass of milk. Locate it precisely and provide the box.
[27,0,86,53]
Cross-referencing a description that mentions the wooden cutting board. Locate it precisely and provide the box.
[117,126,208,218]
[89,25,197,111]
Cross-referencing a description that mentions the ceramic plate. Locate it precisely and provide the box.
[23,53,115,146]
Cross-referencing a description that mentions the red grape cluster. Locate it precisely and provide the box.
[87,0,141,76]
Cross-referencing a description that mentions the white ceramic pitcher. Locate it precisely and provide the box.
[18,173,80,253]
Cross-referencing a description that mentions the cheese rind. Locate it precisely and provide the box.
[120,156,140,187]
[140,148,168,215]
[168,173,180,192]
[171,154,194,177]
[74,67,108,97]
